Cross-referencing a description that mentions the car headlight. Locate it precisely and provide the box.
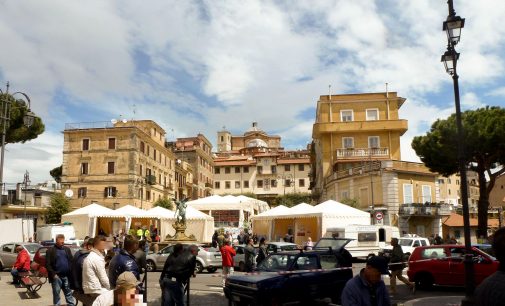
[246,283,258,289]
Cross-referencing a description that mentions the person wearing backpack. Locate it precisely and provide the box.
[70,238,94,293]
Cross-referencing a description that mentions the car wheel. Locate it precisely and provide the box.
[207,267,218,273]
[238,261,245,272]
[415,272,434,290]
[146,260,156,272]
[195,261,204,273]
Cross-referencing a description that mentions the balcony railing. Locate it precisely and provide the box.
[146,175,156,185]
[399,203,452,217]
[336,147,389,159]
[324,161,382,184]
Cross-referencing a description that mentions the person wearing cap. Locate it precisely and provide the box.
[341,256,391,306]
[91,271,142,306]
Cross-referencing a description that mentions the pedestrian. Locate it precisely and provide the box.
[475,227,505,305]
[220,239,236,287]
[70,237,94,293]
[305,237,314,250]
[434,234,443,245]
[244,238,256,272]
[212,230,218,248]
[136,226,143,240]
[341,256,391,306]
[256,237,268,266]
[46,234,76,306]
[389,238,414,295]
[134,239,147,275]
[11,245,30,285]
[92,271,143,306]
[108,235,140,288]
[82,235,110,299]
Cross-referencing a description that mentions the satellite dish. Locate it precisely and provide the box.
[122,119,128,123]
[111,119,118,124]
[64,189,74,198]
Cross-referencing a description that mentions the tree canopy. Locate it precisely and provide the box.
[0,93,44,145]
[46,193,71,224]
[412,106,505,237]
[50,165,62,183]
[154,197,174,210]
[271,192,312,207]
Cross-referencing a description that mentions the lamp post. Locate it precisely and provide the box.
[0,82,36,204]
[22,171,30,242]
[440,1,474,304]
[135,177,147,209]
[277,173,293,195]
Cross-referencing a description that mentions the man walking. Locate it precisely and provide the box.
[220,239,236,287]
[160,244,186,306]
[108,235,140,288]
[46,234,76,306]
[11,245,30,285]
[389,238,414,295]
[82,235,110,298]
[70,237,94,293]
[244,238,255,272]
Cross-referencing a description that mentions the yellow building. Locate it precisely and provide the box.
[311,92,450,236]
[174,160,193,200]
[61,120,176,209]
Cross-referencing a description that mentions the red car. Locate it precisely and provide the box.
[33,245,80,274]
[407,245,499,289]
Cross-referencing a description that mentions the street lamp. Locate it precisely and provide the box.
[441,1,474,305]
[0,82,36,204]
[277,173,293,195]
[22,171,30,242]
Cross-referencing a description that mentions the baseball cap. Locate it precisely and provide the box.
[366,256,389,275]
[116,271,139,290]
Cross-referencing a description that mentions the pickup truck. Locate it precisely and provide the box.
[224,238,353,306]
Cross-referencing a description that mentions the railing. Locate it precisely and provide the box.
[336,147,389,159]
[399,203,452,216]
[65,121,116,130]
[324,161,382,184]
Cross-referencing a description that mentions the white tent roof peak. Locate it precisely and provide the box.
[145,206,176,219]
[63,203,118,218]
[186,206,213,220]
[255,205,290,217]
[315,200,369,216]
[114,204,150,218]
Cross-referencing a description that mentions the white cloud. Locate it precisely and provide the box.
[461,92,485,109]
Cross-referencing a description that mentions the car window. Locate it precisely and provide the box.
[280,245,297,251]
[314,238,350,250]
[420,248,447,259]
[450,248,465,259]
[24,244,41,254]
[160,246,173,254]
[319,254,338,269]
[295,255,318,270]
[258,254,296,272]
[421,240,427,246]
[2,244,14,253]
[400,239,413,247]
[267,245,277,253]
[413,241,420,247]
[357,232,377,242]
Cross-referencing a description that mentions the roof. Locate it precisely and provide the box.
[114,205,150,218]
[63,203,120,218]
[214,160,256,166]
[443,213,478,227]
[277,158,310,164]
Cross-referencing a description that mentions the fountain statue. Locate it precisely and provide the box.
[164,198,196,242]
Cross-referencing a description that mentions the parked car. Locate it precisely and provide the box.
[146,244,221,273]
[33,245,81,268]
[224,239,353,306]
[473,244,495,257]
[0,242,42,271]
[233,245,258,271]
[380,236,430,258]
[407,245,499,289]
[266,242,298,253]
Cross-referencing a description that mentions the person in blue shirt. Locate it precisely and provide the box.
[341,256,391,306]
[108,235,140,288]
[46,234,76,306]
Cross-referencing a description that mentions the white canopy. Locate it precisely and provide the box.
[254,205,290,219]
[144,206,177,219]
[114,205,150,218]
[153,206,215,242]
[186,195,269,212]
[62,203,122,239]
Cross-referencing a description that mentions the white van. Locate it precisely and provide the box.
[36,224,76,244]
[323,225,400,259]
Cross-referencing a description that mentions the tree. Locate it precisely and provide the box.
[341,198,359,208]
[154,197,174,210]
[50,165,62,183]
[412,106,505,238]
[0,93,45,145]
[46,193,71,224]
[272,192,312,208]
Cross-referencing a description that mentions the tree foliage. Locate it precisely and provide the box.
[340,198,359,208]
[412,106,505,237]
[46,193,71,224]
[154,197,174,210]
[271,192,312,208]
[0,93,45,146]
[50,165,62,183]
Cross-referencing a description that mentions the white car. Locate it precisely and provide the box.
[380,236,430,258]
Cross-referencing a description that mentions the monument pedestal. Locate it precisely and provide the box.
[164,221,196,242]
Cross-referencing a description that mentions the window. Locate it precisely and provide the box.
[78,187,87,198]
[298,164,304,171]
[422,185,432,203]
[366,108,379,121]
[215,182,220,189]
[235,181,240,189]
[299,179,305,187]
[81,163,89,175]
[140,141,145,153]
[153,149,157,161]
[244,181,249,188]
[107,162,115,174]
[358,232,377,242]
[257,180,264,188]
[108,138,116,150]
[340,110,353,122]
[147,145,150,156]
[341,191,349,199]
[235,167,241,173]
[271,179,277,187]
[420,248,446,259]
[285,179,291,187]
[243,166,249,173]
[225,167,231,174]
[225,181,231,189]
[403,184,413,204]
[368,136,380,148]
[104,187,117,198]
[284,165,291,172]
[82,139,90,151]
[257,166,263,174]
[271,165,277,174]
[342,137,354,149]
[146,190,151,201]
[456,180,460,185]
[139,165,143,176]
[215,167,220,174]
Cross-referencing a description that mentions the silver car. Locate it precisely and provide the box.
[266,242,298,253]
[233,245,258,271]
[0,242,42,271]
[146,244,222,273]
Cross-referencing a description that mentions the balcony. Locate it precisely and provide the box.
[205,182,212,189]
[399,203,452,217]
[324,161,381,185]
[145,175,156,185]
[336,147,389,159]
[313,119,408,137]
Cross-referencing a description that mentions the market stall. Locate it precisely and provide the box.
[62,203,122,238]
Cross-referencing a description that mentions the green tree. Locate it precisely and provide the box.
[46,193,71,224]
[341,198,359,208]
[0,93,45,145]
[412,106,505,238]
[50,165,62,183]
[272,192,312,208]
[154,197,174,210]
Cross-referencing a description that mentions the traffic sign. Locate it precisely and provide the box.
[375,212,384,220]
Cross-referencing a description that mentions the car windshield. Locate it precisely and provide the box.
[314,238,349,251]
[258,254,298,272]
[23,244,41,254]
[280,245,298,251]
[399,239,413,247]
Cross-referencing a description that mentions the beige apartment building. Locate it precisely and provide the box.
[437,172,480,208]
[174,160,193,200]
[61,120,176,209]
[214,123,311,202]
[311,92,450,236]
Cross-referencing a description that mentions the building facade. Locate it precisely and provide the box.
[311,92,450,236]
[61,120,176,209]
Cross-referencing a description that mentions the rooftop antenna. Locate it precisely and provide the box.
[386,82,389,98]
[328,84,332,100]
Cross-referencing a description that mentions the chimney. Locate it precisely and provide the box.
[252,122,257,128]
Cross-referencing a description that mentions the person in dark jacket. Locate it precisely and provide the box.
[341,256,391,306]
[107,235,140,288]
[160,244,184,306]
[134,239,147,274]
[46,234,76,306]
[256,237,268,266]
[70,237,93,292]
[389,238,414,295]
[244,238,256,272]
[475,227,505,305]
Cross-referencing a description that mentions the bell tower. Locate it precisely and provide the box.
[217,126,231,152]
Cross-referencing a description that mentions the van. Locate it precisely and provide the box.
[323,225,400,259]
[36,224,76,244]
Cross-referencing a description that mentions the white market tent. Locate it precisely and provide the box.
[114,205,151,232]
[153,206,215,242]
[62,203,122,239]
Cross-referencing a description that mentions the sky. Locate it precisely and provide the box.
[0,0,504,184]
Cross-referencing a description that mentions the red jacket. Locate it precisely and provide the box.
[220,245,236,267]
[14,249,31,271]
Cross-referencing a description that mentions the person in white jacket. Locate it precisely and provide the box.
[82,235,111,298]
